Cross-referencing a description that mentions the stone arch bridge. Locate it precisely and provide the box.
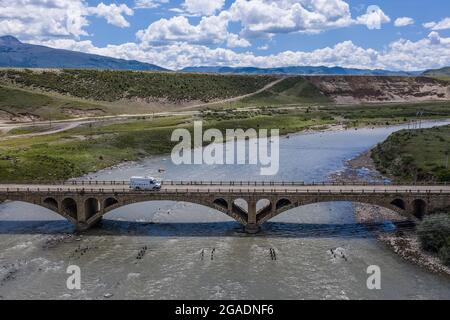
[0,181,449,233]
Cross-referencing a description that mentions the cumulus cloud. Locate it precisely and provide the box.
[136,12,250,48]
[394,17,414,27]
[35,32,450,72]
[0,0,133,39]
[423,17,450,31]
[89,3,134,28]
[182,0,225,16]
[134,0,169,9]
[228,0,355,36]
[356,5,390,30]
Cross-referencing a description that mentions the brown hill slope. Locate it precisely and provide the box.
[305,76,450,104]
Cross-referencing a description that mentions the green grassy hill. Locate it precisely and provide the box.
[423,66,450,77]
[0,86,107,120]
[372,125,450,182]
[0,69,277,103]
[241,76,330,105]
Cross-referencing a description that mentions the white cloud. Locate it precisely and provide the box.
[0,0,89,38]
[356,5,390,30]
[0,0,133,39]
[136,12,250,48]
[134,0,169,9]
[35,32,450,72]
[423,17,450,31]
[228,0,355,36]
[226,34,251,48]
[89,3,134,28]
[182,0,225,16]
[394,17,414,27]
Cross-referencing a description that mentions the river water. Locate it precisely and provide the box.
[1,121,450,299]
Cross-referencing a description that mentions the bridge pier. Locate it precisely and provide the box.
[245,224,260,234]
[245,199,260,234]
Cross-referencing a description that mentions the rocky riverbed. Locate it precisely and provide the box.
[330,149,450,276]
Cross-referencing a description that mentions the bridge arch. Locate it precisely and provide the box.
[92,198,247,226]
[85,198,101,220]
[256,198,272,217]
[257,199,408,225]
[412,199,427,219]
[104,197,119,210]
[0,198,75,223]
[233,198,248,212]
[62,198,78,220]
[213,198,228,210]
[276,198,292,211]
[257,199,271,209]
[390,199,406,211]
[43,197,59,211]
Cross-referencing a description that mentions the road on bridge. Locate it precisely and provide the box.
[0,182,449,194]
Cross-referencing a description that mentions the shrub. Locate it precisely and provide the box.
[438,238,450,267]
[417,213,450,253]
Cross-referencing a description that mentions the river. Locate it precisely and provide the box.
[1,121,449,299]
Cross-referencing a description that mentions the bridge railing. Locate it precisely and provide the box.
[0,180,448,187]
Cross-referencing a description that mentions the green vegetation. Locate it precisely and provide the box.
[240,76,330,106]
[0,116,188,182]
[0,85,107,120]
[0,69,277,103]
[423,66,450,77]
[324,101,450,127]
[417,214,450,267]
[8,125,53,135]
[372,125,450,182]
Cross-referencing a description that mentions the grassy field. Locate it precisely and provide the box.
[0,85,109,120]
[0,69,278,103]
[8,125,54,135]
[372,125,450,182]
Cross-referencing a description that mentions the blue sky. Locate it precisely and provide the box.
[83,0,450,51]
[2,0,450,70]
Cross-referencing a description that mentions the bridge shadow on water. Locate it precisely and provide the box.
[0,220,415,238]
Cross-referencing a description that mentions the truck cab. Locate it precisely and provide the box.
[130,176,161,191]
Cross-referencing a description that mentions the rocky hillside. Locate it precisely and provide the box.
[305,76,450,104]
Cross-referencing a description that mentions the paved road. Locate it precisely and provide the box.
[0,183,448,194]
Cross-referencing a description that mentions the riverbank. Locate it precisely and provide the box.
[330,146,450,276]
[371,124,450,183]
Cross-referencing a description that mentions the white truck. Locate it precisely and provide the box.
[130,176,161,191]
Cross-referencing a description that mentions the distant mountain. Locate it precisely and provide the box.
[0,35,167,71]
[181,65,421,76]
[422,67,450,77]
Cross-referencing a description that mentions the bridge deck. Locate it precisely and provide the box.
[0,182,449,194]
